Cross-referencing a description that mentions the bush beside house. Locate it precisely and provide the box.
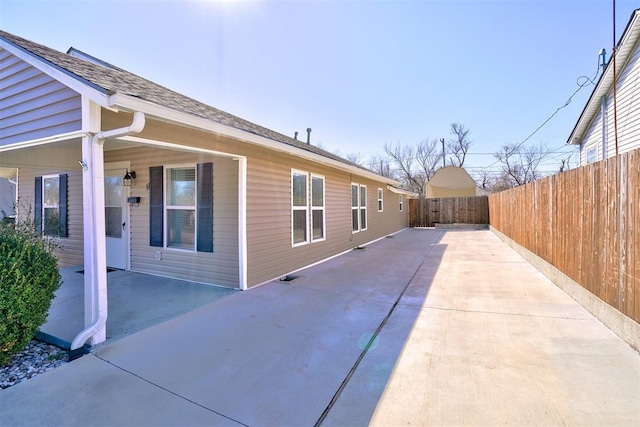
[0,224,61,365]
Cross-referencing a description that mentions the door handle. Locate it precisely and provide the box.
[122,222,126,230]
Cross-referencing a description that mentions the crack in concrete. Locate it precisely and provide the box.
[93,354,249,426]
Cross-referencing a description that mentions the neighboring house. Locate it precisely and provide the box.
[568,9,640,164]
[0,30,412,348]
[426,166,477,198]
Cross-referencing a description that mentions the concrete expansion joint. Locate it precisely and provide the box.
[92,354,248,426]
[314,246,439,426]
[421,305,592,321]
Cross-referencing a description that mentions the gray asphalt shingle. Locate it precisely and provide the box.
[0,30,366,170]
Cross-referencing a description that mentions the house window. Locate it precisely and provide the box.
[42,175,60,236]
[586,148,597,164]
[311,174,325,242]
[377,188,383,212]
[149,163,213,252]
[166,167,196,250]
[292,170,325,246]
[292,170,308,246]
[399,195,404,212]
[35,174,68,237]
[351,183,367,232]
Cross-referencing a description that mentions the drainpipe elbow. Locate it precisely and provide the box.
[70,315,107,351]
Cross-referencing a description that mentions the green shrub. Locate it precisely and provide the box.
[0,226,61,365]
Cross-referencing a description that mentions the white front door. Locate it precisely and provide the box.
[104,166,129,269]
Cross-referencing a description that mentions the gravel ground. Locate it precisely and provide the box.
[0,339,68,390]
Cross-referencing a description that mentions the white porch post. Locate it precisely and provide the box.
[81,99,108,346]
[238,156,247,290]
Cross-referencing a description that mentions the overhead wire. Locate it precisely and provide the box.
[476,54,602,173]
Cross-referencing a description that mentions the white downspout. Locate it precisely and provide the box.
[71,112,145,351]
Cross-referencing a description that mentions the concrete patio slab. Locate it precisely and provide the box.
[0,351,239,426]
[370,231,640,426]
[38,268,236,347]
[1,229,639,426]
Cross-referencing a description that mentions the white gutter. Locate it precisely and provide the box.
[108,94,400,187]
[387,185,418,197]
[70,112,145,351]
[0,130,88,153]
[568,10,640,145]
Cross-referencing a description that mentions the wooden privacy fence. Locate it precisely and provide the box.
[489,149,639,324]
[409,196,489,227]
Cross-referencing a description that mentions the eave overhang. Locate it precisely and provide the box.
[108,93,401,187]
[0,36,112,109]
[567,9,640,145]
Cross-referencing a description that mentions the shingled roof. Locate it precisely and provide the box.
[0,30,366,170]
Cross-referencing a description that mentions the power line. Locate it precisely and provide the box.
[476,56,601,173]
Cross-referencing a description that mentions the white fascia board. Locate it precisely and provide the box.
[568,10,640,145]
[108,94,400,186]
[0,130,87,153]
[0,38,111,109]
[386,185,417,197]
[115,135,244,159]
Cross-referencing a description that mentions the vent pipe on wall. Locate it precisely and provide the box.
[599,48,607,70]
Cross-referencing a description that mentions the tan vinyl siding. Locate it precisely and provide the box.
[0,49,81,146]
[104,146,239,288]
[17,167,84,267]
[102,110,407,288]
[0,142,82,170]
[245,150,408,287]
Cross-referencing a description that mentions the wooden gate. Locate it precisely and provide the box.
[409,196,489,227]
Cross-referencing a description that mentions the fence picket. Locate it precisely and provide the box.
[488,149,639,324]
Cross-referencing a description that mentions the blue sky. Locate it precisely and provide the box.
[1,0,639,176]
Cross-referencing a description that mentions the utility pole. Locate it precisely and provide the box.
[440,138,446,168]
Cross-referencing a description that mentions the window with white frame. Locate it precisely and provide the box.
[42,175,60,236]
[399,195,404,211]
[292,170,308,245]
[360,185,367,230]
[586,147,597,164]
[377,188,383,212]
[351,183,367,232]
[166,166,196,250]
[292,170,325,246]
[311,174,325,242]
[149,163,213,252]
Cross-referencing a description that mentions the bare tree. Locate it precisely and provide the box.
[558,155,572,173]
[447,123,472,167]
[493,142,551,187]
[415,139,443,180]
[345,152,365,166]
[367,154,394,179]
[384,139,442,197]
[474,169,493,190]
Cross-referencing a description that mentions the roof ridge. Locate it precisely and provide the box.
[0,29,370,174]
